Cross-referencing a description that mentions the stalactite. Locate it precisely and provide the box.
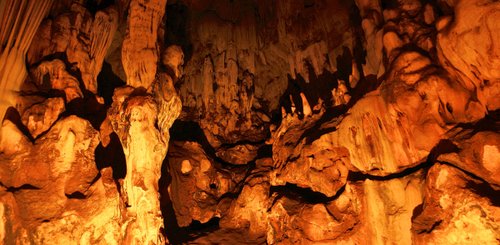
[0,0,52,133]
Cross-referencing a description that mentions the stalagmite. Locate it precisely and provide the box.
[300,93,312,116]
[108,88,169,244]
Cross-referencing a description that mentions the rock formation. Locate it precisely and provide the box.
[0,0,498,244]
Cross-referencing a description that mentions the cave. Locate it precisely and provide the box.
[0,0,499,244]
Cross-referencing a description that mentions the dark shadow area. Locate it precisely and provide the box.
[336,46,354,85]
[269,183,343,205]
[280,63,339,118]
[165,2,193,63]
[256,144,272,159]
[466,180,500,207]
[97,61,126,106]
[63,90,108,130]
[65,191,86,199]
[3,107,35,143]
[30,52,110,130]
[170,120,267,169]
[85,0,116,15]
[94,132,127,180]
[302,74,380,145]
[455,109,499,133]
[170,120,215,155]
[5,184,40,192]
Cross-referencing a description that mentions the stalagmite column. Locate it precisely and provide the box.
[109,0,181,243]
[108,90,168,244]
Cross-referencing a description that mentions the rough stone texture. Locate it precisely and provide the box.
[121,0,167,89]
[266,170,425,245]
[21,97,65,138]
[107,87,172,244]
[31,59,83,102]
[27,3,118,93]
[438,131,500,189]
[167,141,245,227]
[177,0,355,149]
[1,0,499,244]
[0,117,123,244]
[215,144,259,165]
[412,163,499,244]
[436,0,500,111]
[270,136,350,197]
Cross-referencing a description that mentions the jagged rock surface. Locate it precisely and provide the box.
[121,0,167,89]
[0,0,499,244]
[28,3,118,93]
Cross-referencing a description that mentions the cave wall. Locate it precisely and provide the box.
[0,0,499,244]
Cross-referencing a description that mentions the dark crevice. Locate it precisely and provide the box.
[170,120,268,167]
[303,74,381,145]
[415,219,443,234]
[465,179,500,207]
[30,53,109,130]
[85,0,116,15]
[348,139,459,182]
[269,183,343,205]
[411,203,424,221]
[61,91,108,130]
[280,64,339,117]
[256,144,272,159]
[95,132,127,180]
[5,184,40,193]
[65,191,86,199]
[97,61,126,106]
[454,109,499,133]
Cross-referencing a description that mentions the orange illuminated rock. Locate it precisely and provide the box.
[437,0,500,111]
[31,59,83,102]
[21,97,65,138]
[167,141,245,226]
[0,116,123,243]
[412,163,500,244]
[28,3,118,93]
[122,0,167,89]
[107,87,172,244]
[438,131,500,189]
[0,0,499,244]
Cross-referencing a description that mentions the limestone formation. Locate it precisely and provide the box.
[167,141,245,227]
[107,87,174,244]
[122,0,167,89]
[21,97,65,138]
[412,163,499,244]
[27,3,119,93]
[0,0,499,244]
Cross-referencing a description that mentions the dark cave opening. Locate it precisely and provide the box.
[97,61,126,106]
[94,132,127,180]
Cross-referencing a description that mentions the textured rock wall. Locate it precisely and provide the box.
[0,0,499,244]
